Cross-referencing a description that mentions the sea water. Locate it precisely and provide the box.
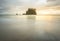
[0,15,60,41]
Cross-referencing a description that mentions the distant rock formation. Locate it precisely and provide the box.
[16,13,18,15]
[26,8,37,15]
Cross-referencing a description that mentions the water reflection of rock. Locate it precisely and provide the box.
[26,15,36,39]
[27,15,36,20]
[27,15,36,27]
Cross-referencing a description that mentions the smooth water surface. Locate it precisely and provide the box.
[0,15,60,41]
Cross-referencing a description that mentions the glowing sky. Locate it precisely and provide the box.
[0,0,60,14]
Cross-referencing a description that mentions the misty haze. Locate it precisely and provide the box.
[0,0,60,41]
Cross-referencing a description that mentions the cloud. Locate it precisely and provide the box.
[0,0,37,14]
[0,0,22,14]
[47,0,60,6]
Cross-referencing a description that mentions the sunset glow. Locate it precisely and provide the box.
[37,9,60,15]
[0,0,60,14]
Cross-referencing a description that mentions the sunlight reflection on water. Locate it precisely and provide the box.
[0,15,60,41]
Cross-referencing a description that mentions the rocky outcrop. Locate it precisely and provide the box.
[26,8,37,15]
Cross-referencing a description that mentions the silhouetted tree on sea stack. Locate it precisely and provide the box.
[26,8,37,15]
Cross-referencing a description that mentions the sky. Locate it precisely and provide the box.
[0,0,60,14]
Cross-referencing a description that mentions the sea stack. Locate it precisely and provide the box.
[26,8,37,15]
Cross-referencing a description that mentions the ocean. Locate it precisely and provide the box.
[0,15,60,41]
